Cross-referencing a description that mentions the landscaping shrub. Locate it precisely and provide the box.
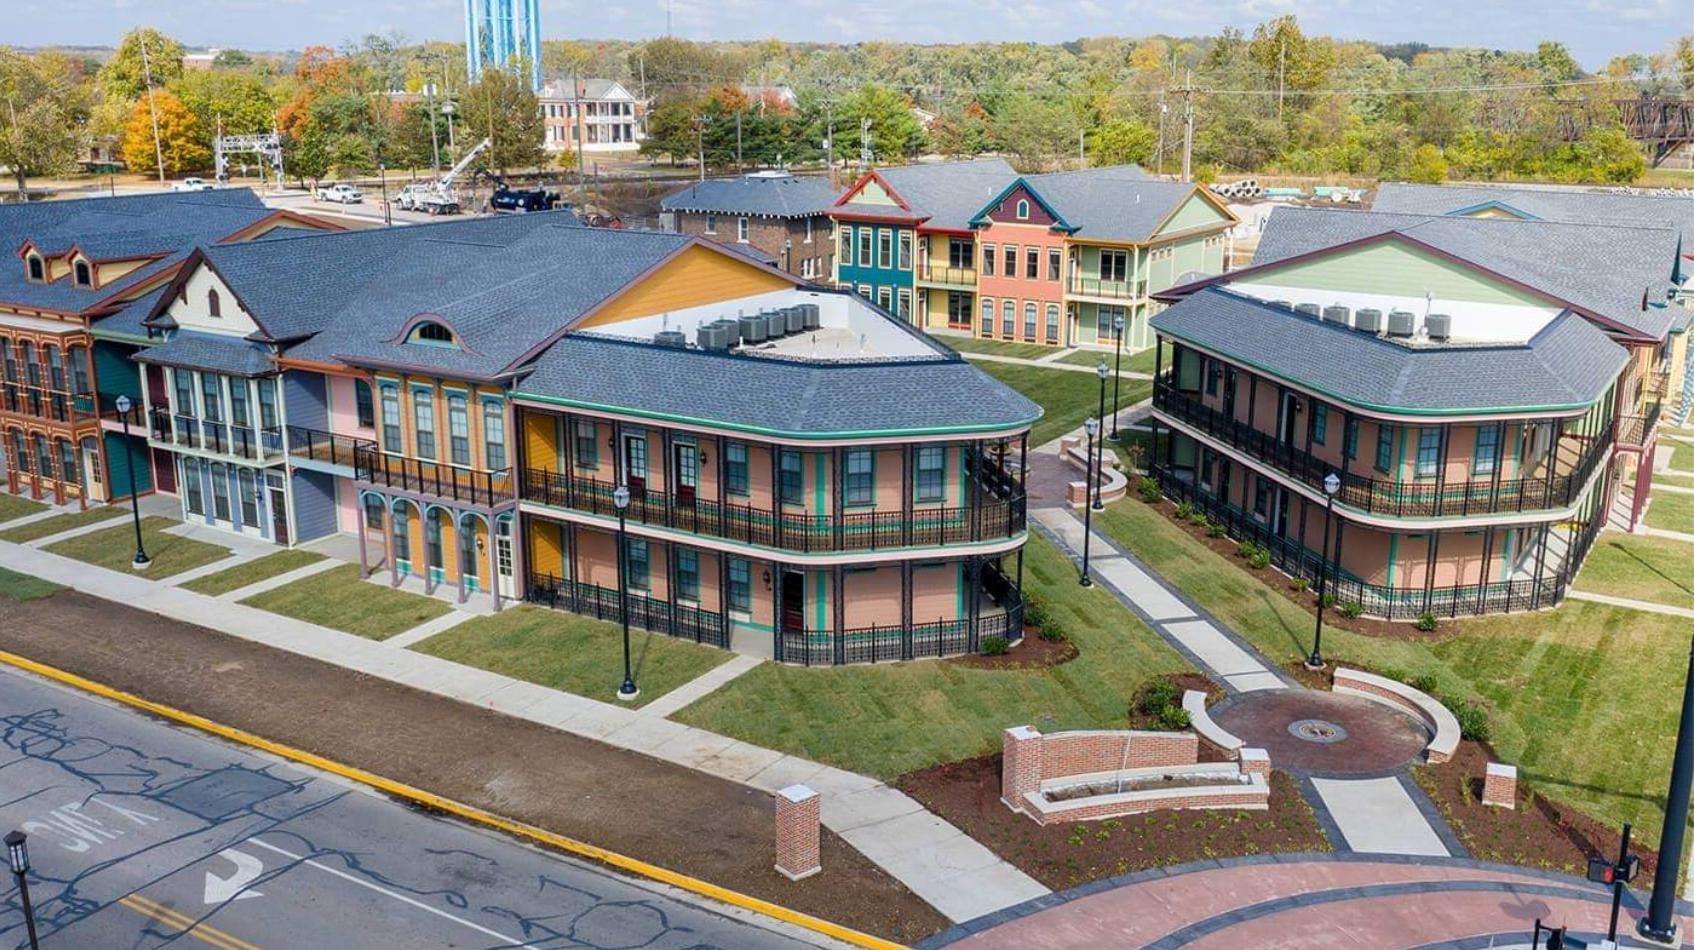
[1137,678,1178,716]
[1415,611,1439,632]
[1174,501,1196,520]
[1410,673,1440,694]
[1037,620,1068,642]
[1338,602,1363,619]
[1452,702,1491,741]
[1320,592,1336,608]
[1206,522,1226,538]
[1138,477,1163,503]
[1188,510,1209,526]
[1379,667,1409,685]
[1246,549,1271,570]
[1157,705,1192,731]
[1022,597,1051,631]
[1236,541,1259,560]
[1289,577,1309,593]
[981,636,1011,656]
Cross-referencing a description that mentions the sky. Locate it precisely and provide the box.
[11,0,1689,69]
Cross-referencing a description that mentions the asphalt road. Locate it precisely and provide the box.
[0,666,830,949]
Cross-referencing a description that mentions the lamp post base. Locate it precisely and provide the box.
[1079,575,1093,587]
[1303,657,1326,672]
[1638,917,1680,946]
[616,684,640,702]
[131,554,153,571]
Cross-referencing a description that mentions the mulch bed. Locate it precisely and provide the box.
[1412,740,1659,878]
[1126,672,1231,761]
[897,754,1330,891]
[0,592,948,943]
[948,630,1078,670]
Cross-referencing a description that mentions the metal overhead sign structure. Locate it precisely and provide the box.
[214,133,286,192]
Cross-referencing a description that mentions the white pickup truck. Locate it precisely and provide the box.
[170,177,214,192]
[315,183,364,204]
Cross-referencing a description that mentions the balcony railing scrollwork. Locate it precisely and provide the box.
[354,443,511,508]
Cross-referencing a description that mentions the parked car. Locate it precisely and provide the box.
[316,183,364,204]
[170,177,214,192]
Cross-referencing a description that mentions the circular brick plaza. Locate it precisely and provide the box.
[1212,689,1429,774]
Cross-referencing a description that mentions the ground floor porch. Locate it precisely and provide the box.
[0,424,158,509]
[354,485,519,608]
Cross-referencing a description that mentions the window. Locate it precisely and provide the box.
[0,340,11,381]
[1253,475,1269,517]
[877,286,892,312]
[1473,424,1501,477]
[207,288,221,317]
[840,226,853,265]
[804,218,814,243]
[844,450,874,506]
[393,505,411,561]
[1001,300,1015,338]
[1047,248,1061,281]
[981,245,996,277]
[1100,249,1129,283]
[237,468,258,526]
[363,494,384,532]
[412,387,436,460]
[459,519,478,580]
[1003,246,1017,278]
[355,380,375,429]
[897,231,911,270]
[482,400,506,471]
[858,229,872,267]
[948,238,972,269]
[74,261,92,287]
[724,441,749,495]
[25,256,43,282]
[30,434,48,478]
[1310,403,1328,445]
[45,346,64,391]
[1025,246,1039,279]
[183,458,204,515]
[57,440,75,483]
[447,393,471,466]
[173,369,195,416]
[1098,305,1125,340]
[624,537,650,590]
[201,374,223,422]
[897,288,911,321]
[727,558,752,612]
[1374,425,1395,473]
[1023,303,1036,340]
[779,450,803,504]
[408,322,456,347]
[258,378,278,431]
[675,548,699,601]
[574,419,598,468]
[1015,199,1030,219]
[979,299,993,335]
[1416,427,1442,479]
[380,385,402,453]
[915,445,945,502]
[68,346,89,394]
[1046,304,1060,344]
[210,463,231,521]
[1204,359,1219,396]
[19,341,36,386]
[877,230,892,269]
[229,378,250,428]
[425,510,443,568]
[705,214,717,234]
[1344,417,1359,460]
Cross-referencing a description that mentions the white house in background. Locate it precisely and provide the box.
[538,78,645,153]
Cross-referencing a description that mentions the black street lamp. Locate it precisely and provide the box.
[113,396,151,571]
[1080,416,1099,587]
[613,484,639,701]
[1307,471,1341,670]
[1093,361,1109,510]
[6,831,39,950]
[1640,635,1694,945]
[1110,313,1125,440]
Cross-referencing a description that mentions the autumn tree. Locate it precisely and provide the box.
[457,67,544,172]
[1408,143,1448,183]
[100,27,185,101]
[122,90,209,176]
[0,49,87,194]
[1088,118,1156,168]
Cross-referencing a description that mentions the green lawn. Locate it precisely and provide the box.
[1645,490,1694,534]
[973,361,1154,447]
[1669,442,1694,473]
[240,564,451,639]
[673,533,1190,780]
[411,605,732,708]
[0,566,62,602]
[1576,534,1694,611]
[1654,473,1694,491]
[1058,341,1169,375]
[0,493,46,525]
[943,336,1055,360]
[1097,497,1691,842]
[45,516,232,577]
[181,549,326,596]
[0,505,123,544]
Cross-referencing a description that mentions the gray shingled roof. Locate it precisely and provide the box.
[1151,286,1627,415]
[839,159,1017,231]
[661,174,839,218]
[1373,182,1694,241]
[135,330,276,377]
[1016,166,1203,243]
[1252,207,1683,341]
[516,333,1041,437]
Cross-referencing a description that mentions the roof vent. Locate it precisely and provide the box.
[1354,308,1383,333]
[1425,313,1452,342]
[1387,310,1416,337]
[1294,303,1322,318]
[738,313,767,343]
[1322,305,1351,325]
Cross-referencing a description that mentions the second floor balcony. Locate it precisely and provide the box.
[149,406,284,463]
[0,384,99,427]
[286,425,375,471]
[354,443,512,508]
[918,264,978,288]
[1068,274,1146,300]
[1618,398,1663,448]
[1153,381,1612,519]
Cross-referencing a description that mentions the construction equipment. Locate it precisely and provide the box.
[395,137,492,215]
[472,167,560,214]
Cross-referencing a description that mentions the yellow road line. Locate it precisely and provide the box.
[0,647,907,950]
[119,894,262,950]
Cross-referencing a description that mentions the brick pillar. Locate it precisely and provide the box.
[1482,762,1517,809]
[1001,725,1043,813]
[774,784,821,881]
[1238,747,1271,781]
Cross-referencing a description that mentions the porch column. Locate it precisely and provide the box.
[833,563,845,665]
[456,514,468,605]
[424,509,437,596]
[1423,530,1441,616]
[900,559,913,660]
[1476,526,1495,614]
[387,499,400,588]
[1629,441,1656,531]
[356,493,369,578]
[900,444,913,547]
[833,445,844,549]
[771,558,785,662]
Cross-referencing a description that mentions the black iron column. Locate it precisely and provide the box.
[1640,635,1694,944]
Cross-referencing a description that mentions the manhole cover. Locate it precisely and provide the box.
[1288,719,1349,744]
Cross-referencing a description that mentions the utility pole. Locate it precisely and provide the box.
[1155,96,1168,178]
[860,117,872,170]
[735,109,743,170]
[1277,39,1287,121]
[1175,71,1195,183]
[426,82,442,175]
[571,71,587,188]
[824,99,835,186]
[140,37,166,184]
[696,116,706,182]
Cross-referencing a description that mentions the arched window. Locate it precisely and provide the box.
[73,260,92,287]
[407,321,456,347]
[25,256,43,282]
[67,346,91,394]
[1015,199,1030,220]
[207,288,222,318]
[44,345,64,391]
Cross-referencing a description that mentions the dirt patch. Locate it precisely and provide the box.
[896,754,1330,891]
[948,631,1078,670]
[1413,740,1658,878]
[0,591,948,943]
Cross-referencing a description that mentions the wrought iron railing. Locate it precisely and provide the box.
[1618,399,1663,448]
[355,444,511,507]
[775,563,1022,665]
[1068,275,1145,299]
[524,572,729,649]
[287,426,376,469]
[920,264,977,286]
[0,385,100,425]
[1153,382,1610,518]
[148,406,283,462]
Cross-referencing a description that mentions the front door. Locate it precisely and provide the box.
[622,433,648,498]
[1222,369,1238,419]
[780,570,805,633]
[80,437,106,503]
[494,518,516,598]
[1279,392,1299,445]
[673,440,698,507]
[268,486,289,545]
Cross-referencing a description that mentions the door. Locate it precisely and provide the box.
[1278,392,1299,445]
[1273,487,1291,539]
[673,440,698,507]
[80,437,105,503]
[1222,369,1238,419]
[494,518,516,598]
[622,433,648,498]
[268,486,290,545]
[780,570,805,633]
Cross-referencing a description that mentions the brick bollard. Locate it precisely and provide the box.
[1238,747,1271,781]
[1001,725,1043,813]
[775,784,822,881]
[1482,762,1517,809]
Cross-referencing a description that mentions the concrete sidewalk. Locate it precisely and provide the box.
[0,538,1047,924]
[1309,776,1450,856]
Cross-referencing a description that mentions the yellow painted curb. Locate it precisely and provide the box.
[0,647,908,950]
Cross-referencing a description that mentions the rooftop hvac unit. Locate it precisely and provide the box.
[1387,310,1416,337]
[695,324,729,351]
[1425,313,1452,341]
[784,306,805,334]
[763,311,787,339]
[655,329,688,349]
[738,313,767,343]
[799,303,821,329]
[714,317,742,346]
[1322,305,1351,325]
[1354,308,1383,333]
[1294,303,1322,317]
[1269,299,1293,310]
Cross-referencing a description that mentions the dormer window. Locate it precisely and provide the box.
[207,289,222,318]
[25,255,43,282]
[407,321,457,347]
[73,260,92,287]
[1015,199,1030,220]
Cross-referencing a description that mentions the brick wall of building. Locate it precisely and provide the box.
[673,212,832,281]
